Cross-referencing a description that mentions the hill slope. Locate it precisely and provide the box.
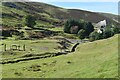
[1,2,119,28]
[99,13,119,23]
[2,34,118,78]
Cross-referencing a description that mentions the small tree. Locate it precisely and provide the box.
[25,15,36,28]
[77,29,86,39]
[64,20,71,33]
[89,31,102,41]
[113,26,120,34]
[103,27,114,39]
[64,19,81,33]
[83,22,94,37]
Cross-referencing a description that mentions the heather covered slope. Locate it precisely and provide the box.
[1,2,119,28]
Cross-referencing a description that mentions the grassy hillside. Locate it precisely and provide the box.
[1,34,119,78]
[1,2,120,40]
[1,2,119,78]
[1,2,60,28]
[1,2,119,28]
[99,13,118,22]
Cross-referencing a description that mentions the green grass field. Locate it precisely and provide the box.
[1,39,59,59]
[1,2,120,78]
[1,34,119,78]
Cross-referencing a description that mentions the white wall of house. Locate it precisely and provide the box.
[95,20,107,28]
[97,29,102,33]
[95,20,107,33]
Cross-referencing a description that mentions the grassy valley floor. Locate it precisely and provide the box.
[1,34,119,78]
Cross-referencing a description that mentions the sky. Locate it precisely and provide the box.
[48,2,118,15]
[28,0,119,15]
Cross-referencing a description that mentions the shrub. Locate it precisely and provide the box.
[2,30,12,37]
[83,22,94,37]
[64,19,81,33]
[64,20,69,33]
[103,28,114,39]
[64,19,94,39]
[25,15,36,28]
[113,26,120,34]
[77,29,86,39]
[89,31,102,41]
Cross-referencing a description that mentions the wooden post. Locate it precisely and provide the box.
[10,45,11,50]
[18,44,20,51]
[23,44,25,51]
[4,44,6,51]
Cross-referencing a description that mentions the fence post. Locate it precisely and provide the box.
[23,44,25,51]
[18,44,20,51]
[4,44,6,51]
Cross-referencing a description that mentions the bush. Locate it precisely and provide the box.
[103,28,114,39]
[25,15,36,28]
[89,31,102,41]
[83,22,94,37]
[64,19,94,39]
[64,19,81,33]
[77,29,86,39]
[89,27,115,41]
[64,20,70,33]
[2,30,12,37]
[113,26,120,34]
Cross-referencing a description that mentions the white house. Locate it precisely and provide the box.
[95,20,107,33]
[95,20,106,28]
[97,29,102,34]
